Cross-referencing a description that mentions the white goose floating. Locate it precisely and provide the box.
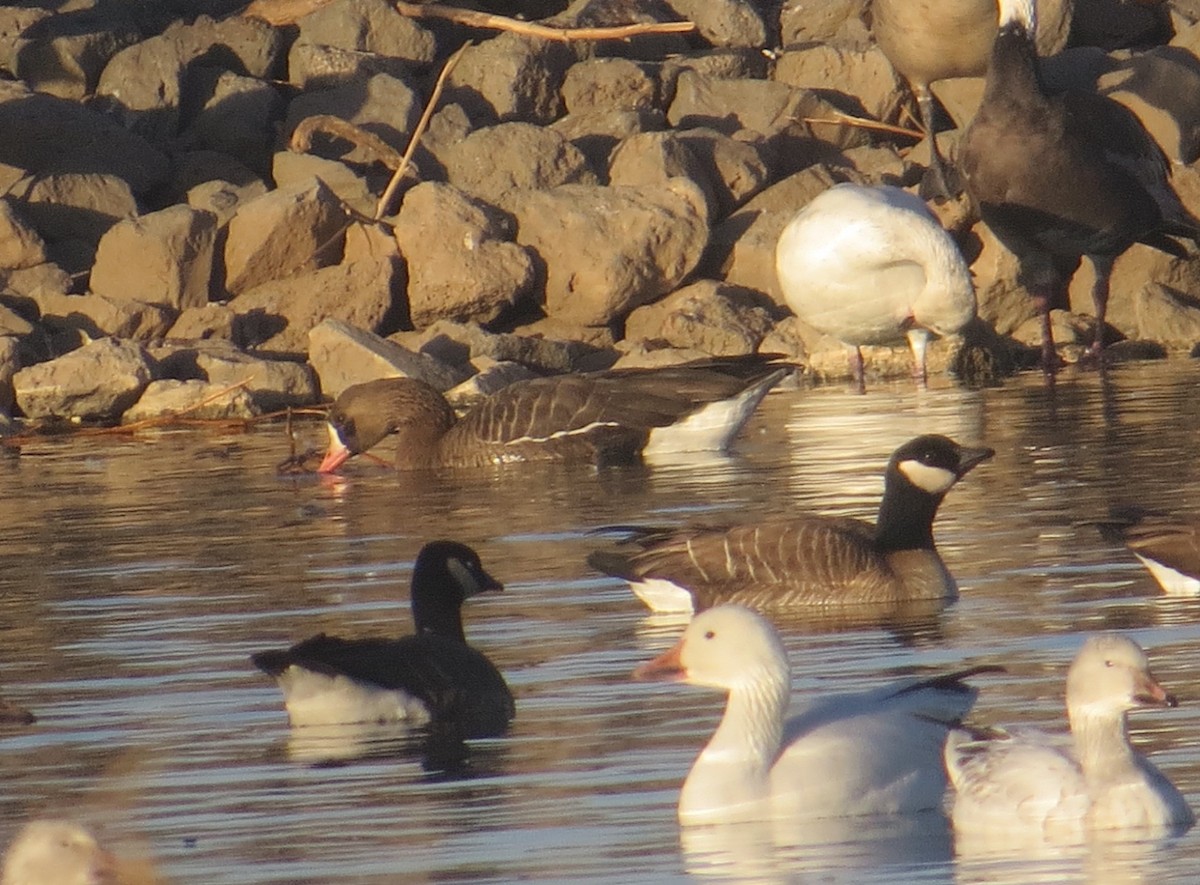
[946,633,1194,842]
[633,604,989,824]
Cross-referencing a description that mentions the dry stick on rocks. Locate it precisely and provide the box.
[375,40,471,219]
[290,116,406,171]
[391,2,697,42]
[802,111,923,141]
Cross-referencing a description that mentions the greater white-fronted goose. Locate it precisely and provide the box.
[960,0,1200,372]
[0,699,34,725]
[946,634,1193,840]
[590,434,993,613]
[252,540,514,739]
[2,820,117,885]
[317,355,792,473]
[633,605,991,824]
[870,0,1074,199]
[1095,507,1200,595]
[774,183,976,387]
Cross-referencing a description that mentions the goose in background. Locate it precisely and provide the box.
[633,604,992,824]
[317,355,792,473]
[774,184,975,389]
[0,698,34,725]
[1094,507,1200,595]
[945,633,1193,841]
[590,434,993,613]
[2,820,118,885]
[870,0,1075,199]
[960,0,1200,373]
[252,540,514,739]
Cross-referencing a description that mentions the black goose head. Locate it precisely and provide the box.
[876,435,994,549]
[410,541,503,643]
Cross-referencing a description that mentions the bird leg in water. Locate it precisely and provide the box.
[1085,253,1116,360]
[905,327,931,389]
[1032,291,1063,377]
[847,345,867,394]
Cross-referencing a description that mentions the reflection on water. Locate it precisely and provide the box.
[0,362,1199,882]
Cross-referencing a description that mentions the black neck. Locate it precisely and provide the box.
[410,578,466,643]
[984,22,1044,104]
[875,476,943,551]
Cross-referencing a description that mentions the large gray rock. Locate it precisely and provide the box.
[13,338,153,420]
[90,206,218,310]
[122,378,259,423]
[223,178,348,297]
[308,318,467,398]
[622,279,776,355]
[509,178,709,326]
[155,341,318,411]
[393,182,535,328]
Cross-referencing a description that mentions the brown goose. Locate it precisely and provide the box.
[589,434,993,613]
[960,0,1200,372]
[870,0,1074,199]
[252,541,514,739]
[317,355,792,473]
[1095,507,1200,596]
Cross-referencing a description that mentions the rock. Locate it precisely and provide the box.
[445,32,572,124]
[12,6,139,100]
[444,359,540,407]
[289,0,436,88]
[674,128,772,218]
[160,342,318,411]
[509,178,709,326]
[31,291,176,342]
[122,378,259,423]
[395,319,605,374]
[561,58,661,114]
[13,337,153,420]
[0,303,35,338]
[0,334,20,414]
[393,182,535,328]
[272,151,381,219]
[551,107,667,174]
[90,206,218,310]
[607,131,713,212]
[662,0,769,49]
[223,178,348,297]
[1071,0,1171,49]
[187,178,271,227]
[0,261,72,302]
[0,7,50,78]
[773,43,905,125]
[0,81,170,193]
[442,122,597,208]
[167,304,237,341]
[13,172,138,245]
[232,252,399,356]
[284,72,421,166]
[623,279,777,355]
[780,0,871,48]
[168,149,266,204]
[1068,254,1200,348]
[0,198,47,270]
[96,15,283,145]
[182,70,284,173]
[308,318,467,398]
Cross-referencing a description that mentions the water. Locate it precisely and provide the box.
[2,361,1200,883]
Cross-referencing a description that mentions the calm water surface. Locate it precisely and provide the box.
[2,361,1200,883]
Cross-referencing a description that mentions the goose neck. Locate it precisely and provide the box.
[1070,708,1139,784]
[875,482,940,551]
[706,668,789,770]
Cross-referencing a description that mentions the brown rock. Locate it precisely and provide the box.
[0,334,20,414]
[284,73,421,166]
[186,179,271,227]
[551,108,667,174]
[155,341,318,411]
[30,291,177,342]
[223,178,348,297]
[623,279,776,355]
[393,183,535,328]
[773,43,905,124]
[90,206,218,310]
[13,337,154,420]
[308,318,467,398]
[443,122,597,208]
[167,304,237,341]
[561,58,661,114]
[509,178,709,326]
[674,128,771,218]
[272,152,380,219]
[289,0,436,88]
[12,8,139,100]
[662,0,768,49]
[13,172,137,245]
[123,379,259,423]
[445,32,572,124]
[0,198,46,270]
[231,256,398,355]
[183,70,284,173]
[397,319,605,374]
[780,0,871,48]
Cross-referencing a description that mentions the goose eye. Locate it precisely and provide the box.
[1104,660,1115,668]
[704,630,715,640]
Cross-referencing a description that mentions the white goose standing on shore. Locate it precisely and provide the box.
[775,183,975,388]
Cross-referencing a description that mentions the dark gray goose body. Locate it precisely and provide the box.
[1095,507,1200,596]
[589,435,993,613]
[960,0,1200,372]
[251,541,514,739]
[317,355,792,472]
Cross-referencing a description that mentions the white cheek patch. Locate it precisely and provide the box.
[327,422,347,450]
[898,460,958,494]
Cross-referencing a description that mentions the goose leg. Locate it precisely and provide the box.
[848,345,866,394]
[1086,254,1115,360]
[917,85,956,201]
[1034,292,1060,377]
[906,327,931,388]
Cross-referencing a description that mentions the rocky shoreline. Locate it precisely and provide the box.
[2,0,1200,428]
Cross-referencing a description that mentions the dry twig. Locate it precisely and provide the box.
[391,2,695,42]
[802,112,923,140]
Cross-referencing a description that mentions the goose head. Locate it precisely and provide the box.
[634,605,790,694]
[1,820,117,885]
[1066,634,1176,722]
[319,378,456,473]
[888,434,995,497]
[411,541,503,640]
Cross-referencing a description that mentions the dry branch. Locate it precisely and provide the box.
[391,2,695,42]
